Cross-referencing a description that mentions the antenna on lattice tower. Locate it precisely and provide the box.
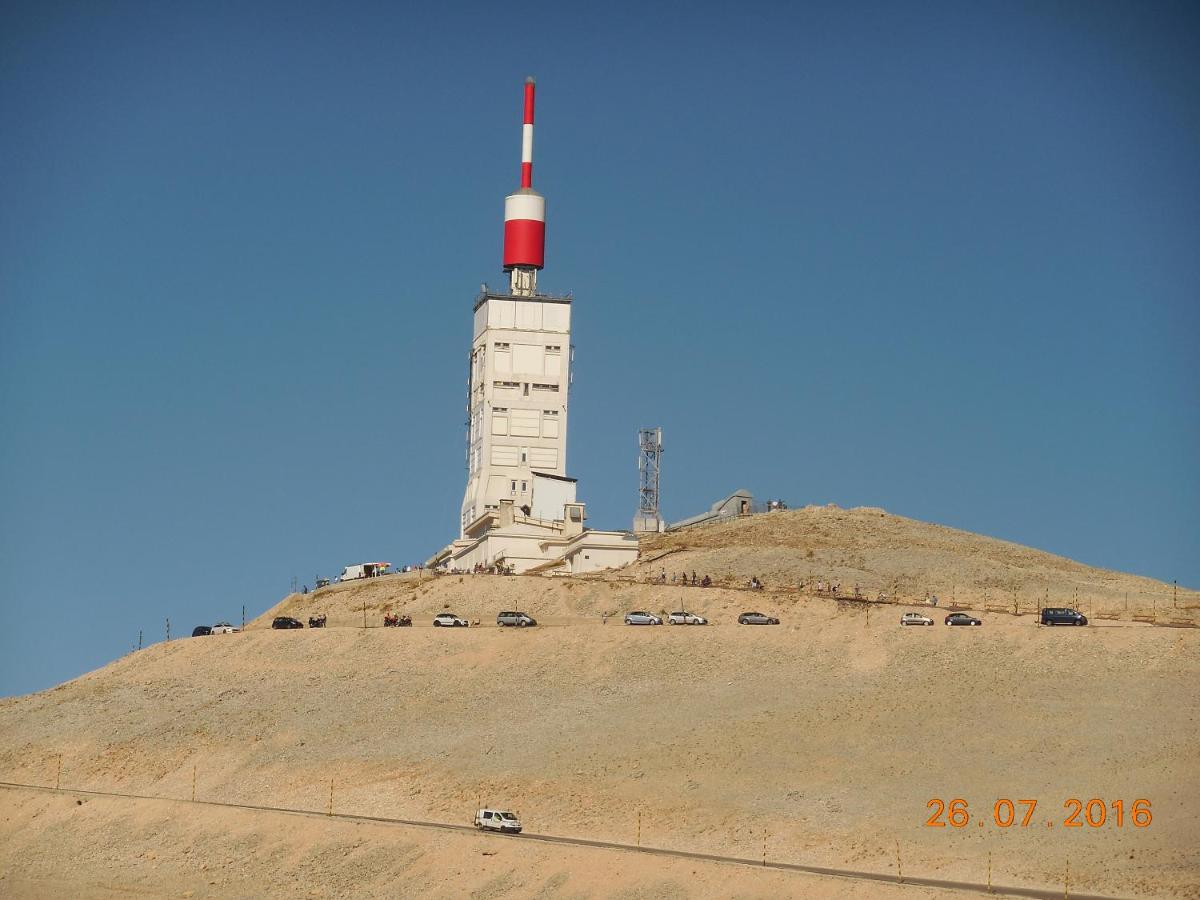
[633,427,665,534]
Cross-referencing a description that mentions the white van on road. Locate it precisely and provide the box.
[474,809,522,833]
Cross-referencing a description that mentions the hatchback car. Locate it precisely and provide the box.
[900,612,934,626]
[738,612,780,625]
[667,611,707,625]
[271,616,304,629]
[944,613,982,626]
[1040,607,1087,626]
[624,611,662,625]
[433,612,469,627]
[191,625,212,637]
[496,611,537,627]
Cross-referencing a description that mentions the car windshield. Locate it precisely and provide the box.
[500,812,517,819]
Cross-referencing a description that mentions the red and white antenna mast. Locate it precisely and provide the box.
[503,77,545,296]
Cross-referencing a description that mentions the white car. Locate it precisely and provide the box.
[433,613,469,627]
[900,612,935,626]
[210,622,239,634]
[624,611,662,626]
[667,611,707,625]
[474,808,521,833]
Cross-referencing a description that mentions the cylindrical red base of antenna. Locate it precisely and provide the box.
[503,218,545,270]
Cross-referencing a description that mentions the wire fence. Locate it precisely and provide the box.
[621,570,1198,624]
[2,766,1113,900]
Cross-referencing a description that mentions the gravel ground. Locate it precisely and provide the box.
[0,507,1196,898]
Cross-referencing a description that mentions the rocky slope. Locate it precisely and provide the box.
[0,507,1196,899]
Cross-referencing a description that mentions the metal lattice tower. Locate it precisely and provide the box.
[634,427,664,533]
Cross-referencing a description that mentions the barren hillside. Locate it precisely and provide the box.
[632,505,1196,616]
[1,507,1197,899]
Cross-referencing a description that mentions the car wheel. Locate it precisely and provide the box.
[433,621,441,627]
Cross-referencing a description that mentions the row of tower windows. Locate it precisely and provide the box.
[492,381,559,395]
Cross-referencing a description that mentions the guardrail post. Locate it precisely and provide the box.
[328,778,334,816]
[55,753,62,790]
[987,850,992,892]
[192,764,196,802]
[896,840,903,883]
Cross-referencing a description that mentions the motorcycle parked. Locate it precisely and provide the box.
[308,614,327,628]
[383,613,412,627]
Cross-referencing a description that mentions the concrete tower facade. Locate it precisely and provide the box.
[459,290,573,535]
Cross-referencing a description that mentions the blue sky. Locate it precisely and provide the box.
[2,0,1197,697]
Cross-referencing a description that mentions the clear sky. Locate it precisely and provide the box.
[2,1,1197,697]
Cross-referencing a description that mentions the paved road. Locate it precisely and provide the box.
[0,781,1129,900]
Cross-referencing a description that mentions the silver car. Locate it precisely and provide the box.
[900,612,934,626]
[667,611,707,625]
[433,612,469,627]
[624,611,662,625]
[496,611,537,627]
[738,612,780,625]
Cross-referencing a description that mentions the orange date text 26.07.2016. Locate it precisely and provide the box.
[926,799,1152,829]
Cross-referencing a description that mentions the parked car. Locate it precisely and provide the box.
[667,611,707,625]
[210,622,239,634]
[1040,607,1088,626]
[191,625,212,637]
[738,612,780,625]
[272,616,304,629]
[433,612,469,627]
[474,808,522,833]
[624,611,662,625]
[944,613,982,626]
[900,612,934,626]
[496,611,537,627]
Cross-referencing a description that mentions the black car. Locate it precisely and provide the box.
[1040,607,1087,626]
[944,613,982,626]
[191,625,212,637]
[272,616,304,629]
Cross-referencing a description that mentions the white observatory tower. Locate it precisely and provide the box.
[433,79,637,575]
[459,78,573,536]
